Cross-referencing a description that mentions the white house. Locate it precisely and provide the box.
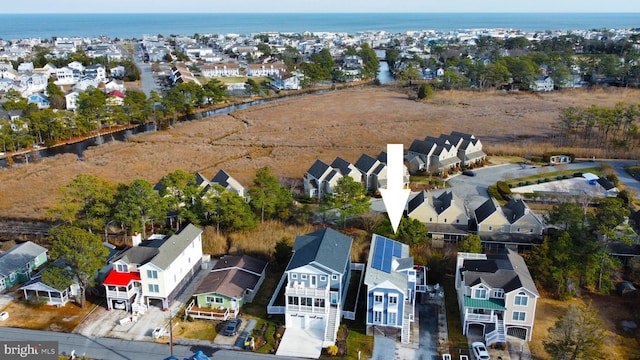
[102,224,203,312]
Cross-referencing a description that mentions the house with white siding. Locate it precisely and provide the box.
[102,224,203,312]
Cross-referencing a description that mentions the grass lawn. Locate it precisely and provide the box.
[625,165,640,181]
[442,274,468,351]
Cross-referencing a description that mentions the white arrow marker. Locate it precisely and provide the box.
[379,144,411,234]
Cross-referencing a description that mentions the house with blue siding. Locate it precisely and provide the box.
[364,234,425,343]
[268,228,354,358]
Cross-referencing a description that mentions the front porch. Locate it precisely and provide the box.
[185,299,238,320]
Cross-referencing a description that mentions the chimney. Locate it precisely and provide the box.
[132,232,142,247]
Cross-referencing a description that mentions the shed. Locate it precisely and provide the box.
[616,281,637,297]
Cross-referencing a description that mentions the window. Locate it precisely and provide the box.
[300,297,312,306]
[429,217,433,222]
[388,311,397,325]
[310,275,317,287]
[374,293,383,304]
[320,276,327,282]
[444,218,447,223]
[529,228,534,233]
[301,274,307,280]
[206,296,224,304]
[516,227,520,233]
[512,311,526,321]
[291,273,298,279]
[332,275,338,280]
[474,287,487,299]
[488,226,493,231]
[147,270,158,279]
[493,289,504,298]
[456,219,460,224]
[9,273,15,282]
[515,292,528,306]
[148,284,159,293]
[314,298,325,307]
[288,296,299,305]
[116,263,128,272]
[373,311,382,323]
[388,295,398,306]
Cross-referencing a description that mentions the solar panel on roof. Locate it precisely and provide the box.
[382,238,393,272]
[371,236,385,271]
[393,241,402,258]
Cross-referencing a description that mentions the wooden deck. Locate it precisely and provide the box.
[185,300,238,320]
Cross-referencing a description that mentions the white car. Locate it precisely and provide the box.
[0,311,8,321]
[471,342,490,360]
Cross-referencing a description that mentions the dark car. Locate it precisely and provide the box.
[462,170,477,177]
[223,319,242,336]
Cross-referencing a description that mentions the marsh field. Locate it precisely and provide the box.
[1,86,639,220]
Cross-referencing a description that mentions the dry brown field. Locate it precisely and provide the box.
[1,86,639,220]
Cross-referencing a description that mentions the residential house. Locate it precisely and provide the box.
[106,90,125,106]
[104,79,126,93]
[0,241,48,292]
[65,91,80,111]
[188,255,267,320]
[364,234,426,343]
[473,198,545,249]
[27,92,50,109]
[85,64,107,82]
[170,63,201,86]
[455,250,539,343]
[531,76,554,92]
[102,224,203,311]
[548,154,571,165]
[110,65,126,79]
[303,158,362,199]
[407,190,469,243]
[271,72,301,90]
[55,66,76,85]
[447,131,486,167]
[246,63,286,77]
[268,228,354,357]
[375,151,410,188]
[201,63,241,78]
[354,153,387,193]
[208,169,247,199]
[20,267,81,307]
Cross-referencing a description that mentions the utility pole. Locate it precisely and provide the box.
[169,309,174,357]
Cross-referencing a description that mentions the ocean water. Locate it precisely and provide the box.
[0,13,638,40]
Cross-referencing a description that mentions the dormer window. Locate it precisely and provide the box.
[116,264,128,272]
[473,286,488,299]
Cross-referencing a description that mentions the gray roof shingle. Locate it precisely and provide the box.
[286,228,352,274]
[462,249,539,296]
[0,241,47,277]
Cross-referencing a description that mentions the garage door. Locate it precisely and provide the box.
[287,315,304,329]
[308,316,324,330]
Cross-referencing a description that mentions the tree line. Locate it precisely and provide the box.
[556,102,640,151]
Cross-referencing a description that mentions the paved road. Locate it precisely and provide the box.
[0,328,303,360]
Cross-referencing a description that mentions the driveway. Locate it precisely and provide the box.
[275,327,324,358]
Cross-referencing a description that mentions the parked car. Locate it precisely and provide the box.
[462,170,477,177]
[0,311,8,321]
[471,342,490,360]
[113,300,126,310]
[223,319,242,336]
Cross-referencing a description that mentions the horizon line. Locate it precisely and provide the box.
[3,11,640,14]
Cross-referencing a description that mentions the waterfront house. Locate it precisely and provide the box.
[455,250,539,343]
[187,255,267,320]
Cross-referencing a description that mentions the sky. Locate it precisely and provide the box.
[3,0,640,14]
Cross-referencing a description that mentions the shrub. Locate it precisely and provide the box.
[496,181,511,199]
[326,345,339,356]
[487,185,503,201]
[573,172,583,177]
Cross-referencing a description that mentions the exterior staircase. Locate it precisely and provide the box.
[131,287,147,315]
[485,318,506,346]
[401,301,414,344]
[324,305,339,345]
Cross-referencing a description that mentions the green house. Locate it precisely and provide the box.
[188,255,267,320]
[0,241,48,291]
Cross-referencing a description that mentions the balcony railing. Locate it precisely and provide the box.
[285,286,328,297]
[465,313,496,323]
[106,288,138,299]
[286,304,326,314]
